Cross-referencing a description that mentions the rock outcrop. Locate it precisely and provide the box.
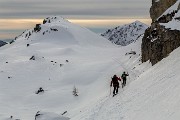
[0,40,7,47]
[142,0,180,65]
[150,0,177,22]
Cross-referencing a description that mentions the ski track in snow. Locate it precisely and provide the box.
[72,54,143,120]
[72,43,180,120]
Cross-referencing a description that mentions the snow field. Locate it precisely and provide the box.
[1,16,180,120]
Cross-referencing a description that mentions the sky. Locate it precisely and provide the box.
[0,0,152,40]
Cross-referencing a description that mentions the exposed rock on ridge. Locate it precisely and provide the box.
[150,0,177,21]
[0,40,7,47]
[142,0,180,65]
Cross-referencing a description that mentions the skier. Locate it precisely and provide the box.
[121,71,129,88]
[110,75,121,96]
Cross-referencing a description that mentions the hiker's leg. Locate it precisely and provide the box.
[113,87,116,95]
[116,86,119,94]
[123,79,125,86]
[124,79,126,86]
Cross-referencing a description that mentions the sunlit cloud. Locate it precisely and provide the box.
[0,19,42,30]
[0,18,151,39]
[0,19,42,39]
[0,33,18,39]
[0,0,151,19]
[0,18,151,30]
[69,19,151,28]
[0,0,152,39]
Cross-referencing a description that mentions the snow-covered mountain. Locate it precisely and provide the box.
[14,16,111,47]
[0,16,130,120]
[101,21,148,46]
[1,16,180,120]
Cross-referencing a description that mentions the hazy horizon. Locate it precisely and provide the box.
[0,0,152,40]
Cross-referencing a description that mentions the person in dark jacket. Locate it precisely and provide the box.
[110,75,121,96]
[121,71,129,88]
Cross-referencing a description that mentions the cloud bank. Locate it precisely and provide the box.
[0,0,152,39]
[0,0,151,19]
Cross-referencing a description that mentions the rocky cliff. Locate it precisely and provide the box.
[150,0,177,22]
[142,0,180,65]
[0,40,7,47]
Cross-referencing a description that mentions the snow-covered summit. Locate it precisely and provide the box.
[0,16,120,120]
[15,16,112,47]
[101,21,148,46]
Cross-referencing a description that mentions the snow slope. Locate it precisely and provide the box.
[101,21,148,46]
[72,46,180,120]
[1,16,180,120]
[0,16,143,120]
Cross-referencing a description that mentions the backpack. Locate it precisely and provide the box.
[121,74,126,79]
[112,77,118,83]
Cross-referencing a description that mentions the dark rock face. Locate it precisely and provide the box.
[142,23,180,65]
[142,0,180,65]
[34,24,41,32]
[0,40,7,47]
[150,0,177,22]
[157,10,178,23]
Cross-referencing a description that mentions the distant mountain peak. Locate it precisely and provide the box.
[101,21,149,46]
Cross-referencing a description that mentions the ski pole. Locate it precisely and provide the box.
[120,80,124,90]
[109,78,112,96]
[109,86,112,96]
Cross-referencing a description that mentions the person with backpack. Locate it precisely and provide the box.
[110,75,121,96]
[121,71,129,88]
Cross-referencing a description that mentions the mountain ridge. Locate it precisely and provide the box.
[101,21,148,46]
